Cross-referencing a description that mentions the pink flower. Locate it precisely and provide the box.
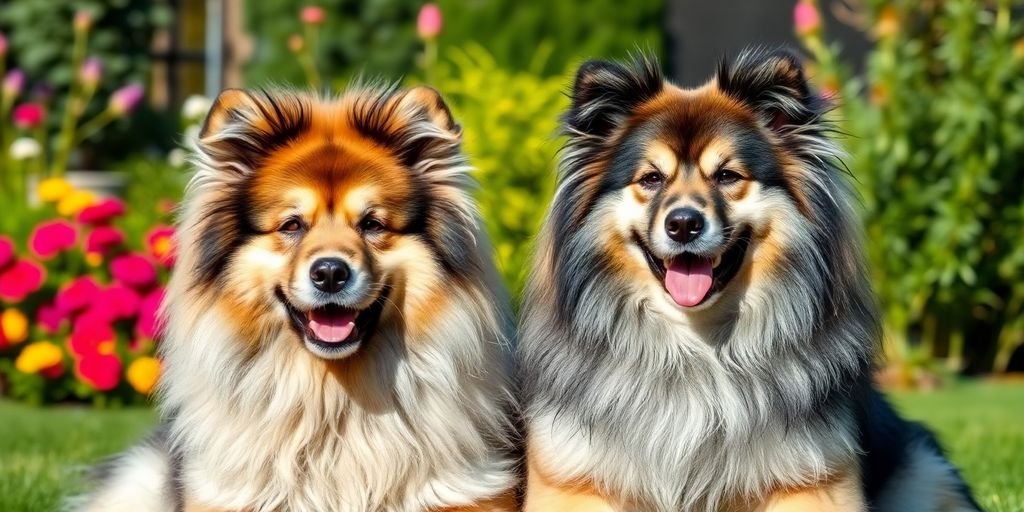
[417,4,443,40]
[37,302,66,334]
[0,33,7,57]
[137,287,165,340]
[29,219,77,259]
[109,83,145,116]
[77,197,125,225]
[85,226,125,254]
[56,276,101,314]
[0,236,13,269]
[76,352,122,391]
[146,225,176,267]
[0,260,45,302]
[794,0,821,36]
[98,284,141,320]
[111,253,156,289]
[80,57,102,88]
[69,313,115,356]
[3,69,24,98]
[12,103,45,129]
[301,5,325,25]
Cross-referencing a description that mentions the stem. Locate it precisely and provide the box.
[424,39,437,84]
[0,56,7,196]
[51,28,88,176]
[74,109,115,146]
[301,25,322,90]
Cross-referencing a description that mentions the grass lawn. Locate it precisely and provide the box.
[0,381,1020,511]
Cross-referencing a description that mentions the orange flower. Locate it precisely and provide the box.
[875,6,899,40]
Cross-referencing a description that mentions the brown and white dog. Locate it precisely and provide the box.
[518,49,980,512]
[76,85,518,512]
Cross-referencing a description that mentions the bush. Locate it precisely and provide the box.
[427,44,567,299]
[798,0,1024,375]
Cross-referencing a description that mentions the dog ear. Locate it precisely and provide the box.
[197,89,311,172]
[200,89,258,139]
[716,48,822,133]
[398,85,461,137]
[565,56,663,137]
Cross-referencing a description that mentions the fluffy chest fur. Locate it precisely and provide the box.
[521,293,866,512]
[161,294,515,512]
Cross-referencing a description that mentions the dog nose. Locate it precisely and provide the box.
[309,258,350,293]
[665,208,704,243]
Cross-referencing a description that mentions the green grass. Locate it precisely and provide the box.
[0,381,1020,511]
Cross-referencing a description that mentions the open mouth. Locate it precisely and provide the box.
[635,227,751,308]
[275,288,388,356]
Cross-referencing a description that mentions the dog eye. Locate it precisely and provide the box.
[714,169,742,185]
[359,217,385,234]
[639,171,664,189]
[279,218,305,233]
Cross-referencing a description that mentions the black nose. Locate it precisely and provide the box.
[665,208,705,243]
[309,258,350,293]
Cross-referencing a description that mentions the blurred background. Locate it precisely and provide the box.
[0,1,1021,510]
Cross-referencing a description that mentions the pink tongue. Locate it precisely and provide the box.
[665,256,714,307]
[308,309,357,343]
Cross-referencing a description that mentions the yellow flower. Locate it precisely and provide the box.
[1,308,29,344]
[57,189,98,216]
[126,356,161,394]
[37,177,73,203]
[15,341,63,374]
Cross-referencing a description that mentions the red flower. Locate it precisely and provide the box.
[76,352,122,391]
[36,302,67,334]
[29,219,77,259]
[110,253,157,289]
[77,198,125,225]
[137,287,165,340]
[98,284,141,320]
[146,225,175,267]
[85,225,125,254]
[12,103,45,129]
[0,260,45,302]
[0,236,13,269]
[69,313,116,356]
[56,276,101,314]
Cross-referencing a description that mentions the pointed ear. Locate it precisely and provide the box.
[565,55,663,137]
[398,85,460,137]
[716,48,822,132]
[200,89,260,138]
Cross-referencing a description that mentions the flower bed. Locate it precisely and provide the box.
[0,179,173,406]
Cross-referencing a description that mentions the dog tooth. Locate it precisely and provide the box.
[713,254,722,268]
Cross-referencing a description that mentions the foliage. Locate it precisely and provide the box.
[434,0,664,76]
[245,0,664,88]
[427,44,567,299]
[0,0,171,163]
[797,0,1024,374]
[245,0,423,86]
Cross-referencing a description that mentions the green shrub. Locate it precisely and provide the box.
[800,0,1024,373]
[426,44,568,299]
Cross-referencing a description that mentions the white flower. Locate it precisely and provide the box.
[9,137,41,160]
[167,148,188,167]
[182,95,211,121]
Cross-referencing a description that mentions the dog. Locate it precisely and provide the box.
[76,85,518,511]
[517,48,981,511]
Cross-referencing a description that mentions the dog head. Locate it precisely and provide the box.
[548,49,866,328]
[178,86,479,360]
